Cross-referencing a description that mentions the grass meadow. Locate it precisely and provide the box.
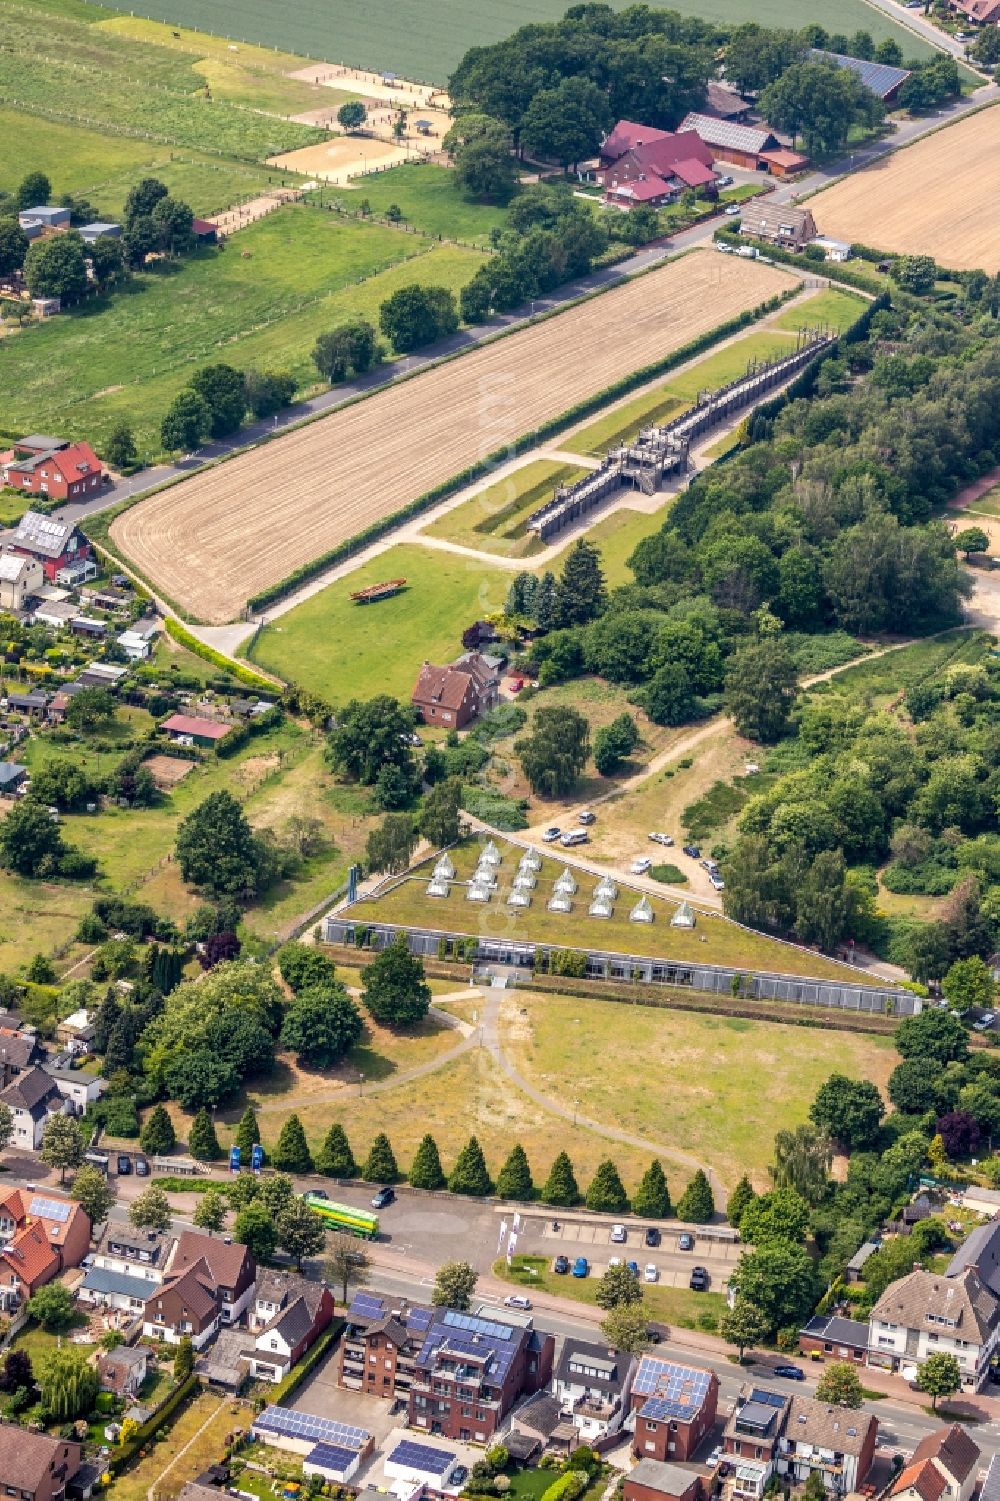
[0,206,484,453]
[500,992,897,1185]
[337,163,511,246]
[91,0,932,84]
[250,543,511,703]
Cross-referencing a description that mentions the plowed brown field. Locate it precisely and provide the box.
[111,250,797,622]
[808,106,1000,272]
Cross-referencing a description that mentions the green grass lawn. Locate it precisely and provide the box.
[0,207,482,454]
[564,388,687,457]
[0,3,323,159]
[497,1252,727,1331]
[966,487,1000,518]
[661,329,799,403]
[812,629,986,709]
[421,459,587,557]
[501,991,897,1185]
[250,543,511,703]
[0,873,97,977]
[357,835,866,980]
[773,288,866,333]
[547,499,673,588]
[338,163,510,246]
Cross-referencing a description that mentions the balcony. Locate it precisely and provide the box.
[575,1396,618,1421]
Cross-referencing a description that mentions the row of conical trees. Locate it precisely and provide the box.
[154,1101,718,1221]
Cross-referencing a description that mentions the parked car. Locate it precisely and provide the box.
[611,1223,627,1243]
[678,1232,694,1251]
[451,1468,469,1488]
[578,810,596,825]
[561,830,589,847]
[648,832,674,847]
[646,1323,665,1344]
[710,874,725,891]
[542,827,562,843]
[504,1294,532,1310]
[371,1186,395,1209]
[644,1263,659,1283]
[554,1255,570,1274]
[134,1156,149,1177]
[630,857,653,874]
[683,845,701,859]
[116,1154,131,1175]
[975,1012,997,1031]
[608,1256,623,1269]
[716,174,734,187]
[706,1448,723,1472]
[724,204,742,216]
[645,1227,661,1248]
[700,858,718,872]
[773,1364,805,1381]
[689,1266,710,1291]
[626,1260,640,1277]
[572,1256,589,1278]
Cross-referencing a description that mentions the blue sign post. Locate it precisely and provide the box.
[251,1143,264,1173]
[229,1145,241,1173]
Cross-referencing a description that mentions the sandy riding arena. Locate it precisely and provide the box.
[111,251,797,624]
[808,105,1000,272]
[267,134,412,183]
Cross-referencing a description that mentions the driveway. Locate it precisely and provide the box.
[290,1360,399,1444]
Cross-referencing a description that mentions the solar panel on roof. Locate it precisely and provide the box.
[306,1443,360,1473]
[442,1309,515,1340]
[350,1292,386,1317]
[389,1440,457,1474]
[633,1357,711,1415]
[407,1306,433,1331]
[254,1406,369,1450]
[29,1195,71,1223]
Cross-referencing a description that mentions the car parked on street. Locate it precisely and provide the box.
[645,1227,661,1247]
[504,1294,532,1310]
[572,1256,589,1278]
[371,1186,395,1209]
[631,857,653,874]
[626,1260,640,1277]
[554,1255,570,1274]
[773,1364,805,1381]
[542,827,562,843]
[678,1232,694,1250]
[689,1265,710,1291]
[644,1263,659,1282]
[611,1224,627,1242]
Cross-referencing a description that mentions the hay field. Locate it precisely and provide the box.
[111,250,797,622]
[809,106,1000,272]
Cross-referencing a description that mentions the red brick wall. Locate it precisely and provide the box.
[625,1478,701,1501]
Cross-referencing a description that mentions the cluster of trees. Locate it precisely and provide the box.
[0,797,98,882]
[120,176,195,266]
[724,647,1000,958]
[0,171,125,298]
[160,359,295,451]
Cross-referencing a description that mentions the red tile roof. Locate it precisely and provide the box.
[607,176,672,202]
[601,119,675,160]
[759,148,809,171]
[0,1221,60,1290]
[170,1229,255,1290]
[911,1426,982,1486]
[412,662,476,714]
[632,130,714,176]
[894,1461,948,1501]
[160,713,231,741]
[671,157,718,188]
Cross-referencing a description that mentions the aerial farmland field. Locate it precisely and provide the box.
[94,0,932,83]
[110,250,798,622]
[808,106,1000,273]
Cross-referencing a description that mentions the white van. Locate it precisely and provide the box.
[560,829,589,847]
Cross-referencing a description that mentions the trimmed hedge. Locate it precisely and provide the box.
[109,1371,198,1474]
[247,288,799,611]
[714,229,887,295]
[163,616,278,691]
[269,1320,343,1404]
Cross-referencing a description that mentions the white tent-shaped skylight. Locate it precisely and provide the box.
[548,893,573,913]
[589,897,614,919]
[554,869,578,894]
[427,877,450,898]
[671,901,696,928]
[630,895,654,923]
[433,854,456,880]
[508,889,532,908]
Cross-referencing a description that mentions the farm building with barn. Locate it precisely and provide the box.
[809,49,911,105]
[678,114,809,175]
[597,121,718,207]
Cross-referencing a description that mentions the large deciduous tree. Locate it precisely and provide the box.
[516,705,590,797]
[361,936,431,1026]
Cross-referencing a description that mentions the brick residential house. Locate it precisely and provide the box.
[143,1257,224,1350]
[0,551,44,613]
[0,1028,44,1090]
[0,1424,90,1501]
[597,122,718,207]
[0,1187,91,1307]
[738,201,818,251]
[630,1355,719,1463]
[167,1230,257,1324]
[722,1387,790,1499]
[8,507,93,583]
[340,1293,431,1396]
[2,436,105,504]
[411,652,500,729]
[409,1305,554,1443]
[79,1224,175,1313]
[247,1270,335,1382]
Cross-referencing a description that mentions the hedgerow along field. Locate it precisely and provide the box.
[110,250,798,622]
[93,0,933,83]
[808,106,1000,273]
[0,207,484,454]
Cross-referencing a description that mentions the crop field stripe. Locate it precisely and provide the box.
[111,251,798,623]
[90,0,933,84]
[807,104,1000,273]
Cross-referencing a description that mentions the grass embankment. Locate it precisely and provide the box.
[0,206,483,452]
[421,459,588,557]
[356,835,866,980]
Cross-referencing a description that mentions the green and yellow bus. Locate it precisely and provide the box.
[303,1191,379,1239]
